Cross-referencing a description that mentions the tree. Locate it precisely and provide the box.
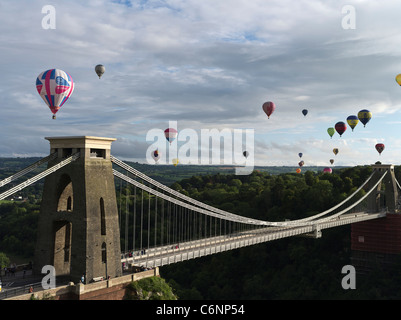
[0,252,10,269]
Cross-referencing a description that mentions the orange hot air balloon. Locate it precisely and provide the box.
[262,101,275,119]
[296,168,301,174]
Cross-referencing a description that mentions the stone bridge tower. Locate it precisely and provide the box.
[34,136,122,284]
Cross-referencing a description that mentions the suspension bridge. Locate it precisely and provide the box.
[0,136,400,287]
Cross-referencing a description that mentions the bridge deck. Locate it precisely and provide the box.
[122,212,386,268]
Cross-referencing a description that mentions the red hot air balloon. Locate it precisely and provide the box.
[375,143,385,155]
[262,101,275,119]
[335,122,347,137]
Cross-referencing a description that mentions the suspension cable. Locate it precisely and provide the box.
[0,153,80,201]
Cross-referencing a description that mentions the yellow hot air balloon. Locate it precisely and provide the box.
[296,168,301,174]
[333,148,339,156]
[346,115,359,131]
[396,74,401,86]
[172,158,179,166]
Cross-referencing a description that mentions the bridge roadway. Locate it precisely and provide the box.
[122,211,386,268]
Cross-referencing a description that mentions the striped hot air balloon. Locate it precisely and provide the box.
[36,69,74,119]
[164,128,178,144]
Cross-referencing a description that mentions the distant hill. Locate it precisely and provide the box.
[0,157,349,187]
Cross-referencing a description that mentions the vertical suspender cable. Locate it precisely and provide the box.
[154,191,157,248]
[140,188,144,252]
[148,191,151,250]
[133,184,137,251]
[167,201,171,246]
[161,198,164,247]
[125,173,129,253]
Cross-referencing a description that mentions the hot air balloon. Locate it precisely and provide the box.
[298,153,303,158]
[335,121,347,137]
[298,160,304,167]
[243,151,249,158]
[327,127,335,139]
[296,168,301,174]
[95,64,105,79]
[330,159,334,165]
[151,149,161,163]
[172,158,179,166]
[346,115,359,131]
[333,148,339,156]
[358,109,372,127]
[262,101,275,119]
[396,74,401,86]
[375,143,385,155]
[164,128,178,144]
[302,109,308,116]
[36,69,74,119]
[323,167,332,174]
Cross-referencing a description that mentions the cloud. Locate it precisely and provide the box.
[0,1,400,166]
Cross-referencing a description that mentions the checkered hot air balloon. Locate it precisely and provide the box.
[36,69,74,119]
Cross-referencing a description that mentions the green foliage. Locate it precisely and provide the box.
[0,201,40,258]
[124,276,178,300]
[160,165,401,299]
[0,252,10,269]
[0,157,400,299]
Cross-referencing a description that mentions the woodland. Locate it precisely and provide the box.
[1,158,401,299]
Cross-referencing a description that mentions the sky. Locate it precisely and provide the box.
[1,0,401,167]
